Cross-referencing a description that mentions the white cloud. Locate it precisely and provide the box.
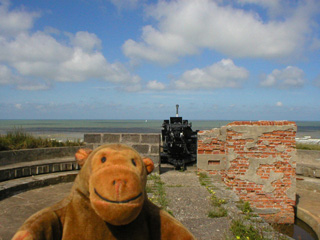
[173,59,249,90]
[16,80,52,91]
[121,83,142,92]
[123,0,319,64]
[146,80,166,90]
[0,64,14,84]
[0,3,141,91]
[70,31,102,52]
[276,101,283,107]
[0,0,39,37]
[260,66,305,89]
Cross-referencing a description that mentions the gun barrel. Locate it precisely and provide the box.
[176,104,179,117]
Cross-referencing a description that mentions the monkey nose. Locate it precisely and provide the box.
[112,179,127,186]
[112,180,127,198]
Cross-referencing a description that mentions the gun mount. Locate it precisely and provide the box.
[160,105,198,169]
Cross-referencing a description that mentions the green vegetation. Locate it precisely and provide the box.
[229,200,288,240]
[0,127,84,151]
[237,200,253,214]
[208,207,228,218]
[229,219,265,240]
[296,143,320,151]
[197,171,228,218]
[228,219,288,240]
[146,174,173,216]
[198,172,288,239]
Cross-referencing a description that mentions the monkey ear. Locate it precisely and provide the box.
[75,148,93,167]
[143,158,154,175]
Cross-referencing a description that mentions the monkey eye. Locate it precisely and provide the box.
[131,159,136,167]
[101,156,107,163]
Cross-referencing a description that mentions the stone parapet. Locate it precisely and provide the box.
[296,150,320,179]
[0,171,77,200]
[198,121,297,224]
[0,146,93,166]
[0,158,79,182]
[84,133,160,168]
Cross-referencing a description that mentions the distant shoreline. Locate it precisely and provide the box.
[0,119,319,141]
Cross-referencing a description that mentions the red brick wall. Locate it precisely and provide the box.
[198,121,297,224]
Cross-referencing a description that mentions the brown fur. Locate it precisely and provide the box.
[12,144,195,240]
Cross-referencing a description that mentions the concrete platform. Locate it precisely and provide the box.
[2,171,316,240]
[0,182,73,240]
[1,165,320,239]
[296,185,320,239]
[0,171,78,200]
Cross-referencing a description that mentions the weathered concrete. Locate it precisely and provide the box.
[84,133,160,170]
[198,121,297,224]
[297,150,320,165]
[0,182,74,240]
[296,150,320,179]
[0,157,79,182]
[0,146,92,166]
[160,167,230,240]
[0,134,319,239]
[0,171,77,200]
[0,166,296,240]
[296,188,320,240]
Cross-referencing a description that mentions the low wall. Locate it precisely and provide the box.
[0,146,91,166]
[84,133,160,169]
[296,150,320,178]
[198,121,297,224]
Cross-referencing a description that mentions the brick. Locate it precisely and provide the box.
[0,170,12,181]
[52,164,61,172]
[132,144,149,154]
[31,167,37,175]
[22,167,31,176]
[15,168,23,177]
[150,145,160,154]
[141,134,160,144]
[121,134,140,143]
[84,134,102,143]
[37,166,44,174]
[102,134,120,143]
[198,120,296,224]
[61,163,67,171]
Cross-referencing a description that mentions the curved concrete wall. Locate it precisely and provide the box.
[0,145,93,166]
[296,150,320,178]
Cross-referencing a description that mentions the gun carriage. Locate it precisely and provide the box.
[160,105,198,169]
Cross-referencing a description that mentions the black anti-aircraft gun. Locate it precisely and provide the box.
[160,105,198,169]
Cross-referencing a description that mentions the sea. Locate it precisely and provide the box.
[0,119,320,141]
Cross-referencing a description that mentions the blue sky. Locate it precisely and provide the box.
[0,0,319,120]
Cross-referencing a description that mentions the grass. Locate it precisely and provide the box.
[296,143,320,151]
[198,172,289,239]
[229,219,266,240]
[146,174,173,216]
[0,127,84,151]
[197,171,228,218]
[208,207,228,218]
[237,200,253,214]
[228,219,288,240]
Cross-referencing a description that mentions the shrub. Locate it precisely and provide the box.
[0,127,83,151]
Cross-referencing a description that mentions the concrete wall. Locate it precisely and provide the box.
[84,133,160,169]
[0,146,90,166]
[198,121,297,224]
[296,150,320,178]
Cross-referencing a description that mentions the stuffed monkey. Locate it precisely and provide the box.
[12,144,195,240]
